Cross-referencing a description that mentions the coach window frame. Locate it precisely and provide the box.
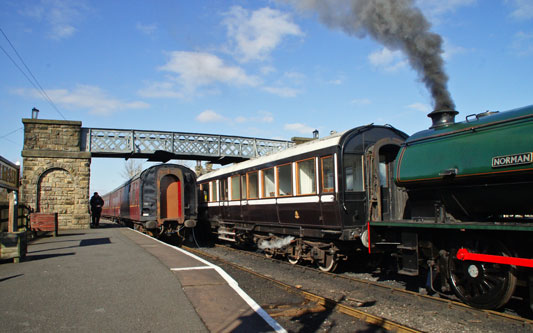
[262,167,276,198]
[321,155,335,193]
[209,180,219,202]
[247,171,259,199]
[296,157,317,196]
[276,163,293,197]
[240,174,247,200]
[230,175,241,201]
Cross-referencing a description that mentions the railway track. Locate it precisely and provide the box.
[183,244,420,332]
[183,241,533,332]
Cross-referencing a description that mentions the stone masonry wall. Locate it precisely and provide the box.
[21,119,91,230]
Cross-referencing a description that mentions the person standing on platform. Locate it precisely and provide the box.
[90,192,104,228]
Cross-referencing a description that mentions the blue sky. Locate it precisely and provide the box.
[1,0,532,194]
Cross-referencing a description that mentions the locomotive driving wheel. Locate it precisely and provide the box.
[447,239,517,309]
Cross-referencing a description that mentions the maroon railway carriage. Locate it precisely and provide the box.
[102,164,197,237]
[197,125,408,272]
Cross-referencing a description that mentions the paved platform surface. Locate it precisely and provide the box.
[0,222,284,332]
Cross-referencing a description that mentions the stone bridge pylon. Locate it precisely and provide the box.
[21,119,91,229]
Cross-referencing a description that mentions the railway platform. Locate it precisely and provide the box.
[0,221,285,332]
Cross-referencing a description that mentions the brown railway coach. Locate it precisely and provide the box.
[197,125,408,272]
[102,163,197,238]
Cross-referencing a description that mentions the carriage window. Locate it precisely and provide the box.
[262,168,276,198]
[241,175,247,200]
[209,181,218,201]
[200,183,209,203]
[247,171,259,199]
[321,156,334,193]
[344,154,364,191]
[296,158,316,195]
[277,163,292,196]
[220,178,228,201]
[230,175,240,200]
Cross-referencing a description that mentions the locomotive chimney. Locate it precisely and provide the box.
[427,108,459,129]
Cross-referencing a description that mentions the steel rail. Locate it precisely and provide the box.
[210,243,533,329]
[183,245,421,333]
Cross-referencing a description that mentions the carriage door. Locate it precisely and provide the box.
[159,173,183,221]
[368,139,404,221]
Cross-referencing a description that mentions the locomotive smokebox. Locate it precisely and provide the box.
[427,108,459,129]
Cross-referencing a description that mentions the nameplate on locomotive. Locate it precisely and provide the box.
[492,152,533,168]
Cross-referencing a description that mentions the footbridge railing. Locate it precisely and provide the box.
[81,128,294,164]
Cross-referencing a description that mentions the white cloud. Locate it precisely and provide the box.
[512,31,533,56]
[260,66,276,75]
[509,0,533,20]
[223,6,303,62]
[416,0,477,20]
[262,86,301,97]
[19,0,89,40]
[327,79,343,85]
[235,111,274,123]
[443,38,468,60]
[137,23,158,36]
[368,48,407,72]
[406,102,432,113]
[140,51,260,99]
[284,123,315,134]
[196,110,226,123]
[261,70,305,97]
[351,98,371,106]
[14,84,149,115]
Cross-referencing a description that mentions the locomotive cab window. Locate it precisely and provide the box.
[262,167,276,198]
[344,154,364,191]
[230,175,240,200]
[321,156,335,193]
[277,163,293,196]
[379,160,388,188]
[296,158,316,195]
[247,171,259,199]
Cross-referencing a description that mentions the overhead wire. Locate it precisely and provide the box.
[0,27,66,120]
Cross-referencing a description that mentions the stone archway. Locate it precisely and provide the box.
[37,168,76,228]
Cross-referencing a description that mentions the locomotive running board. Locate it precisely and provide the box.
[456,248,533,268]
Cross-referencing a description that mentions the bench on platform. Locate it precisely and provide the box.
[30,213,58,237]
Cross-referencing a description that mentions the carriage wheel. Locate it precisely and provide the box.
[447,239,517,309]
[287,246,301,265]
[317,253,338,272]
[264,249,275,259]
[287,256,300,265]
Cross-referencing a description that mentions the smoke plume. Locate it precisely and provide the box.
[287,0,455,110]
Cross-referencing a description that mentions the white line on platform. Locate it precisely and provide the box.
[129,228,287,333]
[170,266,214,271]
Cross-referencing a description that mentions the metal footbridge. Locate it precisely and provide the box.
[81,127,294,164]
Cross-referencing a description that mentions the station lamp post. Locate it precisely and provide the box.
[31,107,39,119]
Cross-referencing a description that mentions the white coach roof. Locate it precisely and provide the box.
[197,129,348,181]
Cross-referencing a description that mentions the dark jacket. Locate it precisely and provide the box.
[90,195,104,211]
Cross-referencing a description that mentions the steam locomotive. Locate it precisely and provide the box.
[102,164,197,238]
[197,104,533,310]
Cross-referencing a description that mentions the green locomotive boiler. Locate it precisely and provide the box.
[369,105,533,309]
